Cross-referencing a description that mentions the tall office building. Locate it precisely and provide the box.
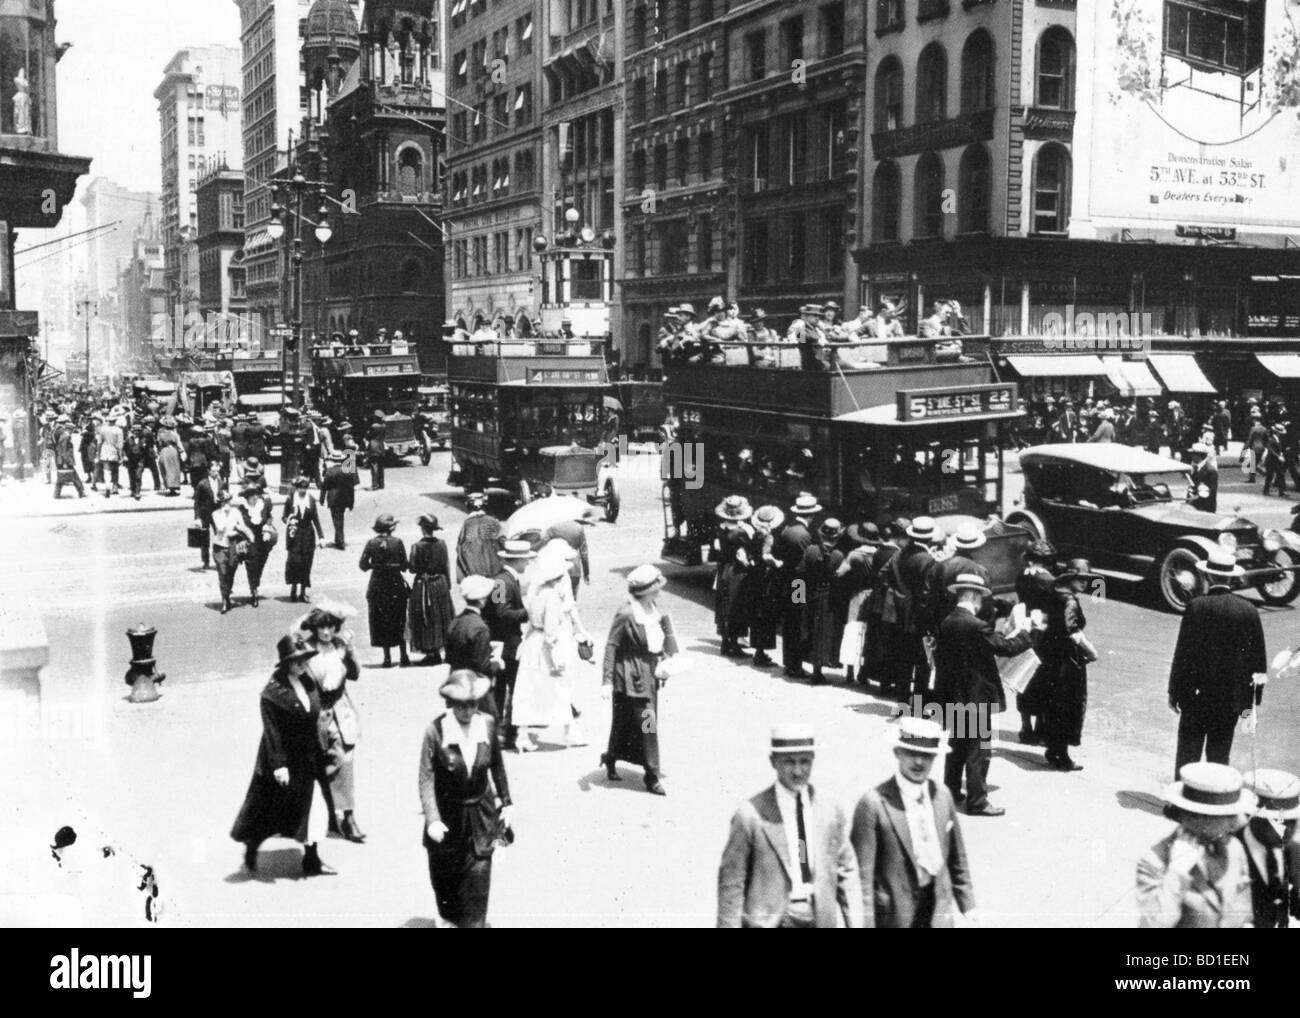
[154,45,244,328]
[80,178,161,303]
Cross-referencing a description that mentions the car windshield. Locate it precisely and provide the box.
[1127,471,1187,502]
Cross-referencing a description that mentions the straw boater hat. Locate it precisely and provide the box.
[770,724,816,755]
[847,520,880,546]
[440,668,491,704]
[627,564,666,596]
[1189,442,1210,457]
[790,493,823,516]
[499,539,537,562]
[952,521,986,551]
[373,513,398,533]
[1243,769,1300,820]
[754,505,785,530]
[716,495,753,522]
[891,716,949,756]
[459,575,495,602]
[1199,546,1244,581]
[907,516,939,543]
[1163,762,1256,817]
[799,303,823,316]
[947,570,991,597]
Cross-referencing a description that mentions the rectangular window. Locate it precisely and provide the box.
[629,222,644,275]
[634,77,648,122]
[744,219,769,284]
[698,214,713,272]
[823,207,843,279]
[820,3,845,58]
[655,68,668,116]
[877,0,903,33]
[516,85,533,124]
[699,131,713,180]
[699,52,713,102]
[676,61,691,108]
[781,17,804,67]
[517,14,533,56]
[654,143,668,190]
[675,137,689,186]
[746,31,766,81]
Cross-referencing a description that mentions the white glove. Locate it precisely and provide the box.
[273,767,289,786]
[426,821,448,843]
[1169,830,1206,879]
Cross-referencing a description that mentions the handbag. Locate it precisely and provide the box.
[263,519,279,549]
[1071,632,1099,665]
[187,523,209,549]
[577,639,594,662]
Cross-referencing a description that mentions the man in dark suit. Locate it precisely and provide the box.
[320,451,358,549]
[880,516,942,702]
[192,461,225,569]
[850,718,977,928]
[1239,769,1300,928]
[365,412,388,490]
[1168,548,1267,779]
[933,571,1037,816]
[717,725,862,928]
[541,517,590,599]
[775,495,819,677]
[483,541,534,748]
[445,575,501,719]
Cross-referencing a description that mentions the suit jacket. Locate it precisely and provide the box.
[321,465,358,510]
[773,521,813,574]
[717,784,863,929]
[483,567,528,663]
[1136,830,1254,928]
[1168,589,1265,716]
[446,608,501,677]
[542,519,590,582]
[1237,827,1300,928]
[193,476,224,526]
[932,607,1033,712]
[850,776,975,928]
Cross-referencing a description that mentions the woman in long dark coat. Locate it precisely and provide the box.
[282,476,324,602]
[1015,539,1059,744]
[359,513,411,667]
[407,513,455,664]
[713,495,753,657]
[801,519,848,685]
[600,564,679,795]
[238,484,275,607]
[746,505,785,668]
[156,417,185,495]
[1039,559,1095,772]
[419,669,513,928]
[230,634,332,876]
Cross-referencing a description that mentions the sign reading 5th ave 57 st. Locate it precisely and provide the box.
[896,384,1016,422]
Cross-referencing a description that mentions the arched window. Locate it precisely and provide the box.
[398,147,423,196]
[958,144,991,233]
[400,258,422,292]
[960,30,995,113]
[515,311,534,337]
[1036,28,1075,110]
[913,152,945,238]
[1032,143,1071,234]
[874,56,904,133]
[916,44,947,124]
[872,161,901,242]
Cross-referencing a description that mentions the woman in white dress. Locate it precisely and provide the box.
[511,550,591,752]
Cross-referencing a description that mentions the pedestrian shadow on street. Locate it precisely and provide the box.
[846,699,909,720]
[992,745,1057,773]
[401,916,441,928]
[576,766,657,794]
[222,847,312,884]
[1114,789,1165,817]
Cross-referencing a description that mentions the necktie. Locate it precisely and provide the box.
[1267,847,1283,915]
[795,794,813,885]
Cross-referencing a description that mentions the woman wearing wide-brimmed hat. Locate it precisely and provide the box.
[359,513,411,667]
[1036,558,1099,771]
[600,565,679,794]
[294,602,365,843]
[714,495,754,657]
[746,505,785,667]
[407,513,455,665]
[418,669,513,927]
[230,634,333,876]
[1014,539,1058,745]
[801,518,849,685]
[237,482,276,607]
[155,416,185,495]
[282,475,324,603]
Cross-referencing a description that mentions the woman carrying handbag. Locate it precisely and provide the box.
[600,565,680,796]
[282,475,324,603]
[238,483,276,607]
[1039,559,1099,772]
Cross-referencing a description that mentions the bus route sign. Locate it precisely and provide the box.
[896,383,1016,422]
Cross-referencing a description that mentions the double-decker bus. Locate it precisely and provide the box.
[310,344,422,458]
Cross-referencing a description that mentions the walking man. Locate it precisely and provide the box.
[1168,547,1267,779]
[483,540,535,749]
[717,725,862,928]
[320,450,358,549]
[541,516,590,600]
[849,718,977,928]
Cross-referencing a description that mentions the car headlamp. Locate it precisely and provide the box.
[1262,529,1284,553]
[1218,532,1238,552]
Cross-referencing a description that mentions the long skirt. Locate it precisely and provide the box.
[606,690,660,775]
[512,630,580,728]
[367,569,410,648]
[802,589,844,668]
[245,541,269,591]
[426,842,492,928]
[408,573,454,654]
[319,695,359,814]
[158,446,183,490]
[1042,660,1088,747]
[714,562,749,639]
[284,526,317,586]
[230,762,327,847]
[748,568,782,651]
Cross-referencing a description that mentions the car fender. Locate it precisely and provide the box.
[1174,535,1220,560]
[1004,509,1047,542]
[1279,530,1300,554]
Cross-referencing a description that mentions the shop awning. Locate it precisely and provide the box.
[1147,353,1216,394]
[1255,354,1300,379]
[1102,356,1162,397]
[1005,354,1107,377]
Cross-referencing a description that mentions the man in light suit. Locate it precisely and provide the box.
[717,725,863,928]
[850,718,977,928]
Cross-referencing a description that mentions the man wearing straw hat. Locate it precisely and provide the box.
[1136,762,1255,928]
[1238,769,1300,927]
[775,494,821,677]
[1167,547,1267,780]
[850,718,976,928]
[717,725,862,928]
[483,540,536,749]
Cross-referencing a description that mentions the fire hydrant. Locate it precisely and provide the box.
[125,624,165,703]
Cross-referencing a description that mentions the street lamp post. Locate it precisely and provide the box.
[266,168,333,493]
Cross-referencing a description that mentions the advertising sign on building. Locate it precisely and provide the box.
[1078,0,1300,235]
[205,85,241,115]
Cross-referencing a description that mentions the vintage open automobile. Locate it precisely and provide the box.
[1007,444,1300,612]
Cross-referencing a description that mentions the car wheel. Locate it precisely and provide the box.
[1257,547,1300,605]
[603,477,621,523]
[1156,546,1203,613]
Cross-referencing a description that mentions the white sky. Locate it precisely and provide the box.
[54,0,241,192]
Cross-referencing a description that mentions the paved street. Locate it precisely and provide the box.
[3,448,1299,927]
